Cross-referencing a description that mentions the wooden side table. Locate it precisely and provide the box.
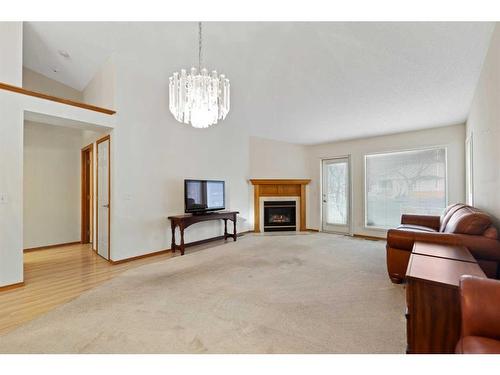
[412,242,476,263]
[405,243,486,354]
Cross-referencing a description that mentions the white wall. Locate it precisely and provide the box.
[1,20,251,281]
[23,67,83,102]
[108,58,251,261]
[466,24,500,226]
[306,124,466,236]
[80,58,115,251]
[249,136,309,179]
[23,122,85,249]
[83,56,115,109]
[0,92,24,286]
[0,86,114,287]
[0,22,22,86]
[248,136,311,231]
[0,22,477,285]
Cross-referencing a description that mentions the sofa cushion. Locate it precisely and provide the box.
[444,206,492,235]
[440,203,466,232]
[396,224,437,233]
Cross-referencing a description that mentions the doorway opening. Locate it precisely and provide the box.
[81,144,93,244]
[23,116,110,266]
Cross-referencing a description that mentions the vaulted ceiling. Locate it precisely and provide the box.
[23,22,495,144]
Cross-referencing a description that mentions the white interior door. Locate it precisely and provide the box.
[97,137,110,259]
[322,157,351,234]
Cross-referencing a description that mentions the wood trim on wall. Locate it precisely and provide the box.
[250,179,311,185]
[0,82,116,115]
[300,230,385,240]
[111,231,251,264]
[250,179,311,232]
[300,184,307,232]
[254,185,261,234]
[353,234,385,241]
[24,241,81,252]
[302,230,384,240]
[110,249,172,265]
[0,282,25,292]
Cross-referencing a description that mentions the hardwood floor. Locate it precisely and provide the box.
[0,244,174,335]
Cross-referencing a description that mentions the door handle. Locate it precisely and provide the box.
[323,200,327,203]
[102,204,109,208]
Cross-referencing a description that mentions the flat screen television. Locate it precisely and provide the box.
[184,179,225,214]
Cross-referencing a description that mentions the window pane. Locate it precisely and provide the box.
[365,148,446,228]
[326,162,347,225]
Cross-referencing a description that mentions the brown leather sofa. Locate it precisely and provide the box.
[386,203,500,283]
[455,275,500,354]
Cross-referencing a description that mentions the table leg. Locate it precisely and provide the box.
[171,222,176,253]
[180,225,185,255]
[224,219,228,240]
[233,216,237,242]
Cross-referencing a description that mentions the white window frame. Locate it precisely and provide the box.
[364,146,449,230]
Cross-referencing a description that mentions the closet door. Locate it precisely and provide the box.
[96,136,110,260]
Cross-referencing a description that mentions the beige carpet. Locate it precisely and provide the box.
[0,233,406,353]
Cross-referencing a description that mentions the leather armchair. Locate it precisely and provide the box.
[386,204,500,283]
[456,276,500,354]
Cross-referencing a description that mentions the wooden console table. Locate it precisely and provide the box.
[405,242,485,353]
[168,211,239,255]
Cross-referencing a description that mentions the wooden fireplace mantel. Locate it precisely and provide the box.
[250,179,311,232]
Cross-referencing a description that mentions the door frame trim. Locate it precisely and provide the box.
[81,143,94,244]
[320,155,353,235]
[96,134,111,261]
[465,134,474,206]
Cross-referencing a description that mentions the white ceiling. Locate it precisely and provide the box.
[23,22,494,144]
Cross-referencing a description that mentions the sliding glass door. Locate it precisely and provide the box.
[322,157,351,234]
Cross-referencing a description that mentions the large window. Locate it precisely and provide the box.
[365,148,447,229]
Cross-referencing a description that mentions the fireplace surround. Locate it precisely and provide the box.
[250,179,311,232]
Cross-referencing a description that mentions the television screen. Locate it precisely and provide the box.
[185,180,225,213]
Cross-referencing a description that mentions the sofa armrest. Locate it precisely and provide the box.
[386,229,461,251]
[401,214,441,231]
[459,276,500,340]
[387,229,500,260]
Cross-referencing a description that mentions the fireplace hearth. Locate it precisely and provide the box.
[263,201,297,232]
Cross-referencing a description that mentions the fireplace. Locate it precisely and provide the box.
[263,201,297,232]
[250,179,310,232]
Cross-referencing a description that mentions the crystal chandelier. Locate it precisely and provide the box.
[169,22,230,129]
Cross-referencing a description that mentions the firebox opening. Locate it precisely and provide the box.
[263,201,297,232]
